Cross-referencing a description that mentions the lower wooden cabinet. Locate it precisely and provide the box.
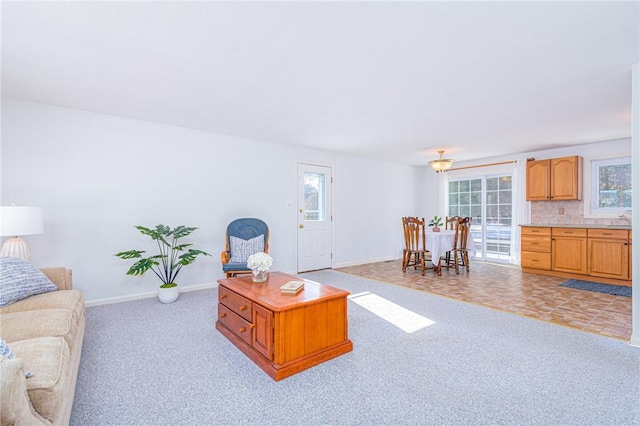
[521,227,551,270]
[551,228,587,275]
[521,226,631,286]
[588,229,630,280]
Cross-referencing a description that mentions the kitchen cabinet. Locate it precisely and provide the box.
[526,156,582,201]
[588,229,630,280]
[551,228,587,274]
[520,227,551,270]
[520,226,631,286]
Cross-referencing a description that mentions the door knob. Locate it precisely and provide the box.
[299,224,304,229]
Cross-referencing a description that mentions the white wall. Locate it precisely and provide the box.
[1,98,420,301]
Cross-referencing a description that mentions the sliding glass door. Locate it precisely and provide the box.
[448,174,513,262]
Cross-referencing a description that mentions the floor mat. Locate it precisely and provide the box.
[560,279,632,297]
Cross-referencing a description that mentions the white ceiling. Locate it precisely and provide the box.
[2,1,638,166]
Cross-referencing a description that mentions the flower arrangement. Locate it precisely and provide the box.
[246,252,273,272]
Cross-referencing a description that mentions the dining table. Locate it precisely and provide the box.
[425,228,477,275]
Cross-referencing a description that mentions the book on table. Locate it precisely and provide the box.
[280,280,305,293]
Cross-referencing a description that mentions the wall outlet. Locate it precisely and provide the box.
[558,207,564,215]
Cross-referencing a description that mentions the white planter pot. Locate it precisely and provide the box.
[158,286,179,304]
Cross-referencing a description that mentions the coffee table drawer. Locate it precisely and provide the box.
[218,304,253,345]
[218,286,252,321]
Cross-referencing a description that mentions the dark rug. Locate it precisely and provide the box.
[560,279,632,297]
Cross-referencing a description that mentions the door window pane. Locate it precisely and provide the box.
[304,173,326,221]
[448,174,513,263]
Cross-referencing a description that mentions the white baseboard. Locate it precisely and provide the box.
[333,256,398,269]
[85,282,218,307]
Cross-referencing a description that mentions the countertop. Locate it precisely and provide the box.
[520,224,631,230]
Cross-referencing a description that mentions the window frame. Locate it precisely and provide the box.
[584,155,632,218]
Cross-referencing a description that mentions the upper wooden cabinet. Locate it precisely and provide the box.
[526,156,582,201]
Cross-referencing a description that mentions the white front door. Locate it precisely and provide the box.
[297,164,333,273]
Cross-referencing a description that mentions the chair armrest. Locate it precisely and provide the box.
[40,267,73,290]
[220,251,230,265]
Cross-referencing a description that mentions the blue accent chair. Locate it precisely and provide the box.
[221,218,270,278]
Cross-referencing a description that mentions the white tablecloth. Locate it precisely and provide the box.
[426,229,476,266]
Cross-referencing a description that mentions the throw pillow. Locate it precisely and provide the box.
[0,257,57,308]
[229,235,265,263]
[0,338,15,359]
[0,338,33,378]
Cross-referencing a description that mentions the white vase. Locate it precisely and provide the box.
[252,270,269,283]
[158,285,179,303]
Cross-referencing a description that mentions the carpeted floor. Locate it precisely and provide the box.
[71,270,640,425]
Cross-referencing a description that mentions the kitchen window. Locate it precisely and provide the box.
[586,156,632,217]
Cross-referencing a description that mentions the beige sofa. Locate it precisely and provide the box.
[1,267,85,426]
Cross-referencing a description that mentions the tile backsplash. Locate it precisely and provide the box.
[530,201,631,226]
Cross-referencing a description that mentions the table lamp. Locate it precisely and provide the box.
[0,206,44,261]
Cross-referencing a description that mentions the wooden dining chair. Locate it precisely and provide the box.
[401,216,434,276]
[449,217,471,274]
[442,216,462,270]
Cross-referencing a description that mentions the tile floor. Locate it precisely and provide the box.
[336,259,632,341]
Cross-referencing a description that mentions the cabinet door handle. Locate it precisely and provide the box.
[624,242,629,246]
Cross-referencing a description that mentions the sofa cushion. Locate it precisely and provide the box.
[1,308,82,349]
[0,257,57,308]
[229,234,264,263]
[11,336,70,423]
[0,289,84,316]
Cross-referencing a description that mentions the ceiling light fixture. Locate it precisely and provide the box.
[428,150,455,172]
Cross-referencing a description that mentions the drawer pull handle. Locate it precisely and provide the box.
[220,313,227,318]
[531,259,539,262]
[239,327,247,333]
[239,305,248,311]
[220,294,228,299]
[603,233,612,235]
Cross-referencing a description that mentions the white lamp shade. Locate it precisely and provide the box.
[0,206,44,237]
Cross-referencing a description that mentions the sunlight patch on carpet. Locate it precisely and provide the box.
[348,291,435,333]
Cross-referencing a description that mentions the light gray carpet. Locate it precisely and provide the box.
[71,270,640,425]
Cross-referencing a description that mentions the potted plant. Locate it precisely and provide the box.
[115,225,210,303]
[429,216,444,232]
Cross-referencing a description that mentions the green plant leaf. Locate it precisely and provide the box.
[115,250,145,259]
[126,258,159,276]
[173,243,193,252]
[178,249,211,265]
[172,226,197,239]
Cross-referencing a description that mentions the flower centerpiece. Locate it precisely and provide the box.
[246,252,273,283]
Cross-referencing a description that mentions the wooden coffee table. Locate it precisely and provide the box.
[216,271,353,381]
